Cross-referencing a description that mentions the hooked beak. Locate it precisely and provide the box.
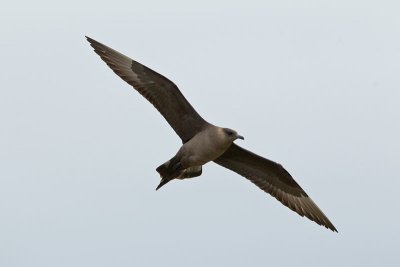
[236,135,244,140]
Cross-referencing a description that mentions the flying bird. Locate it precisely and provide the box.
[86,36,337,232]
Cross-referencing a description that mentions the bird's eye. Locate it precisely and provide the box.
[224,129,234,136]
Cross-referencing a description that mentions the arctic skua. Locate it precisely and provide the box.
[86,36,337,232]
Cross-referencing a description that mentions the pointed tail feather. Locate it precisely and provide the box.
[156,178,172,190]
[155,158,182,190]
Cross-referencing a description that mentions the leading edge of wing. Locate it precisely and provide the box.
[86,36,208,142]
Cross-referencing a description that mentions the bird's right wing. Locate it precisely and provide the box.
[86,37,208,142]
[214,143,337,232]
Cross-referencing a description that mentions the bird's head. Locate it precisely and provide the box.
[223,128,244,142]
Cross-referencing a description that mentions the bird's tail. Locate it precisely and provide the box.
[155,157,203,190]
[155,157,182,190]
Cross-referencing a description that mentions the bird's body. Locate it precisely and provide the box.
[156,126,243,188]
[86,36,338,232]
[178,126,240,167]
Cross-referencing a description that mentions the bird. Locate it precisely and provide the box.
[86,36,337,232]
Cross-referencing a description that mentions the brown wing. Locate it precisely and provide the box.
[86,36,208,142]
[214,143,337,232]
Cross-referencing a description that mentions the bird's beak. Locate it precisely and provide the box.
[237,135,244,140]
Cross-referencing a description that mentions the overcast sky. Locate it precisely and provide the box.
[1,1,399,266]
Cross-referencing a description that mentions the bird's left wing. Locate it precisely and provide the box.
[86,37,208,143]
[214,143,337,232]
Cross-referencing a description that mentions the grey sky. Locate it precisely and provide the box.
[1,1,399,266]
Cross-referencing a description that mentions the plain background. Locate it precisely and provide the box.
[1,1,399,266]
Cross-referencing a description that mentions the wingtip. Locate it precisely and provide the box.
[324,221,338,233]
[318,217,338,233]
[324,215,338,233]
[85,36,94,43]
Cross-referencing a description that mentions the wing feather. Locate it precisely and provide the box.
[214,143,337,232]
[86,36,208,142]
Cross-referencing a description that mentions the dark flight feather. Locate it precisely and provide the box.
[215,144,337,232]
[86,36,208,143]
